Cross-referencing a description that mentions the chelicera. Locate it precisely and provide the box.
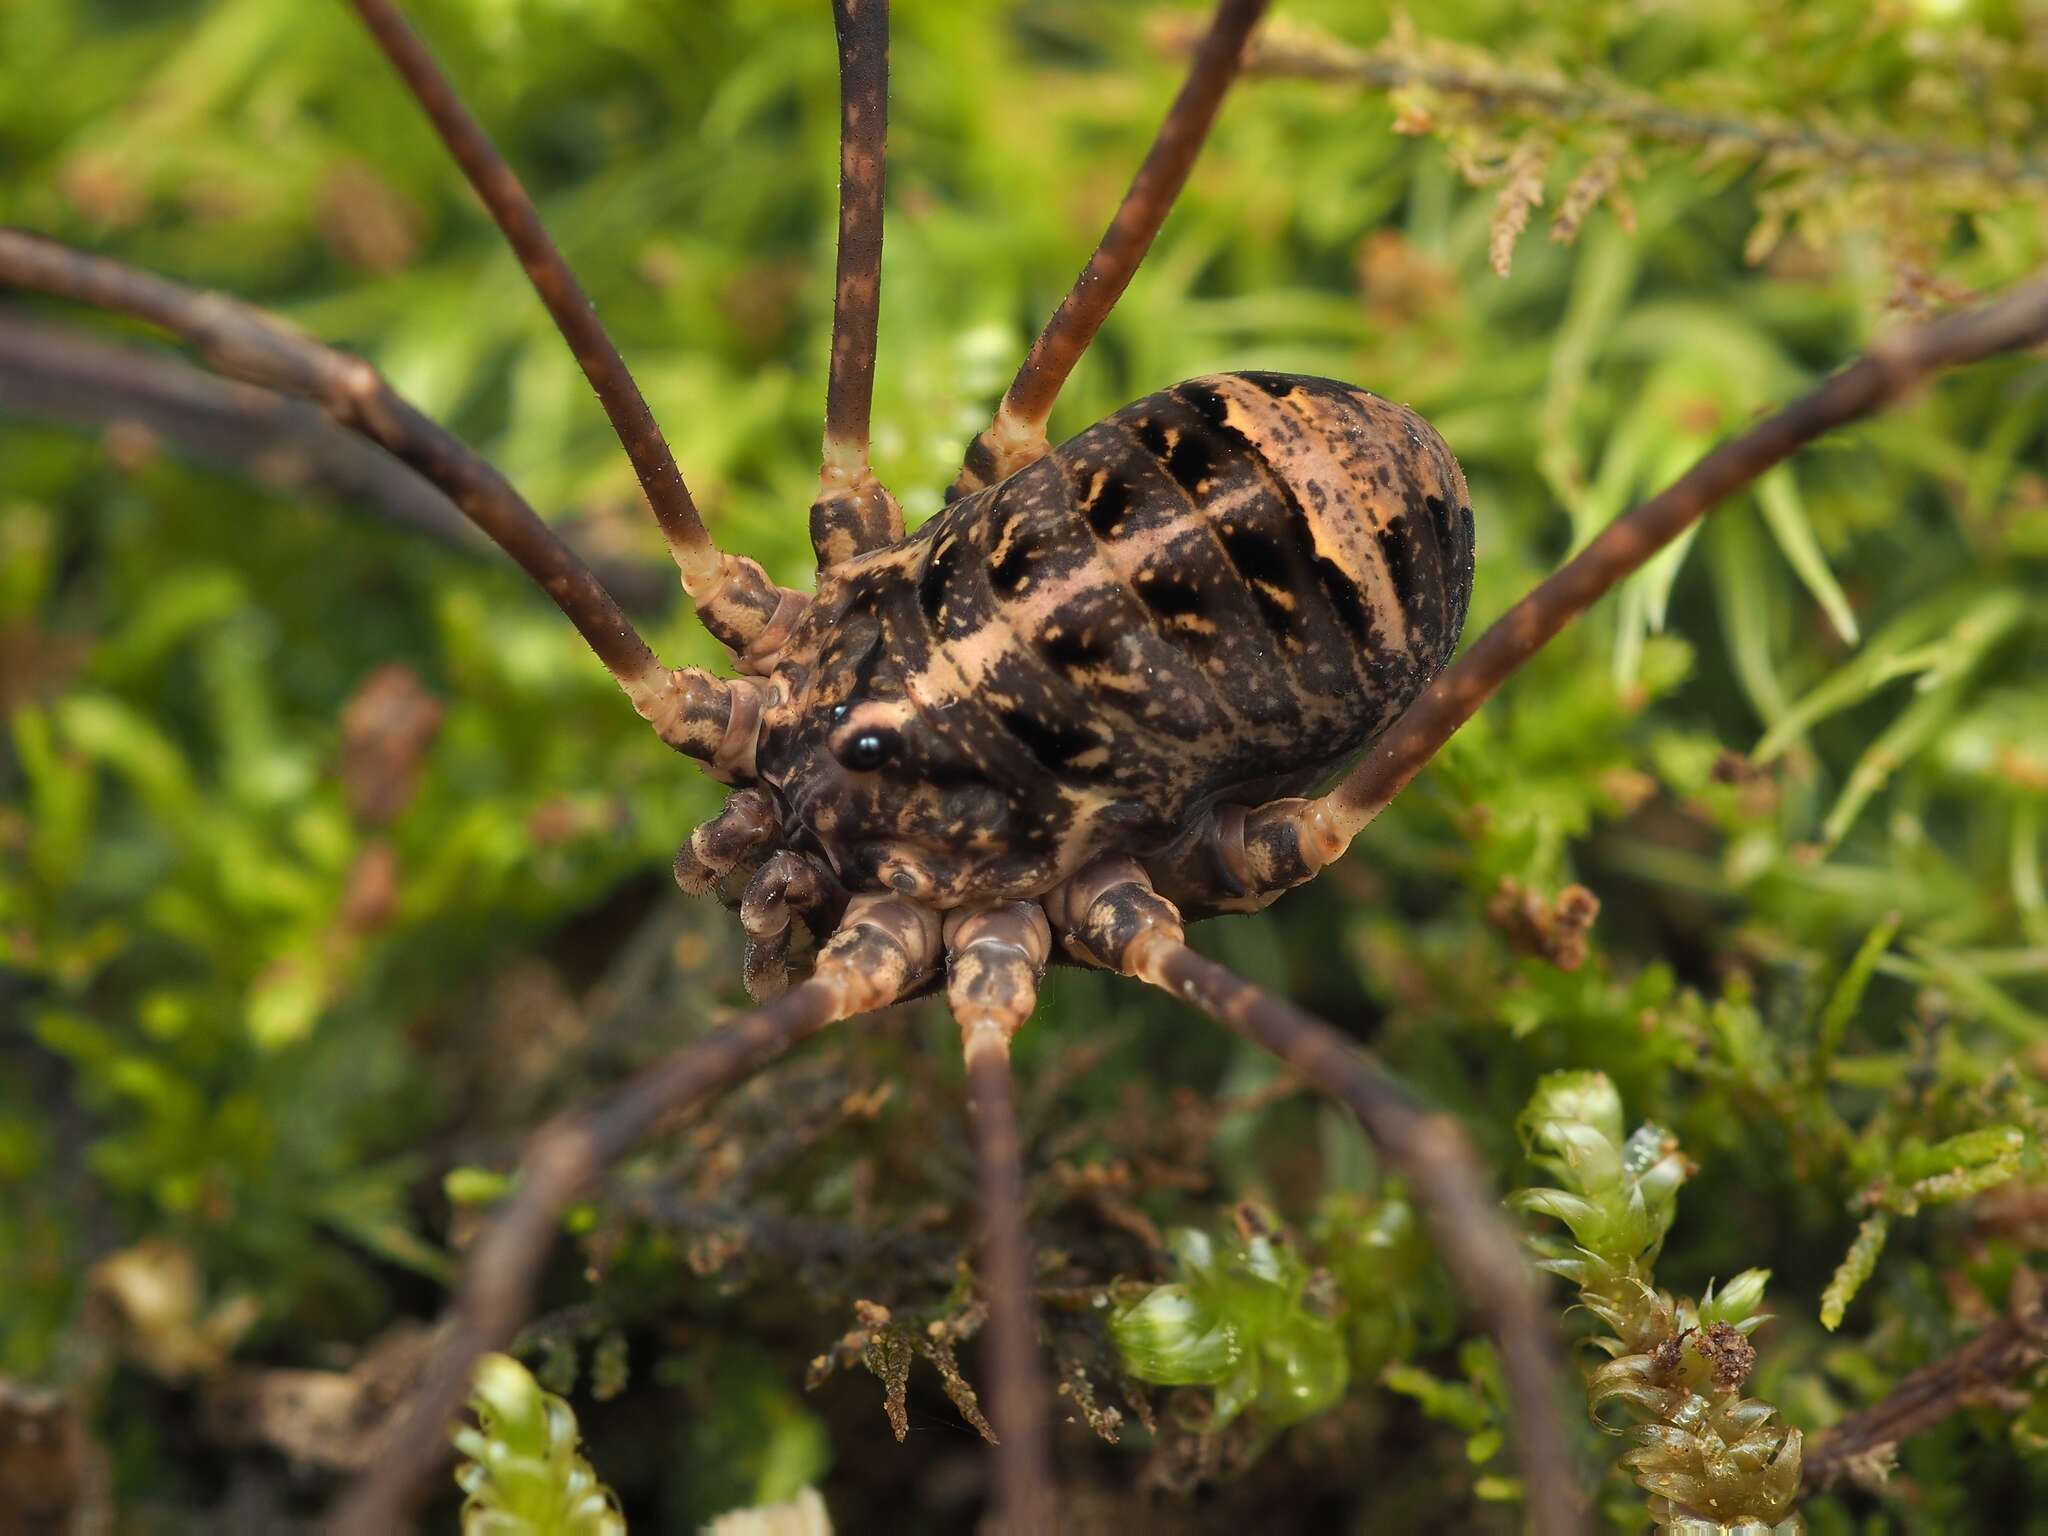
[5,1,2044,1531]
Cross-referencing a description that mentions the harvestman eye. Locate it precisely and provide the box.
[835,727,901,772]
[5,0,2043,1531]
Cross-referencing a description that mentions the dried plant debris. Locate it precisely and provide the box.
[918,1314,997,1445]
[1485,878,1602,971]
[1054,1362,1125,1446]
[704,1487,833,1536]
[0,1382,108,1536]
[854,1303,915,1443]
[336,662,444,827]
[810,1299,997,1447]
[84,1240,259,1385]
[201,1323,432,1472]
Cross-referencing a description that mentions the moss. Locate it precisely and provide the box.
[1515,1072,1803,1534]
[454,1353,626,1536]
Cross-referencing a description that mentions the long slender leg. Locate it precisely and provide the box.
[0,311,686,614]
[811,0,906,569]
[946,904,1056,1532]
[1142,273,2048,918]
[330,893,942,1535]
[1131,940,1582,1536]
[0,229,743,756]
[949,0,1270,500]
[0,311,480,551]
[1051,860,1583,1536]
[343,0,796,653]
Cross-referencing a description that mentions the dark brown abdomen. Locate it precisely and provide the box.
[905,372,1474,840]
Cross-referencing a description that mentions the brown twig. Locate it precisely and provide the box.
[822,0,889,480]
[0,309,680,613]
[344,0,728,597]
[1801,1269,2048,1495]
[1129,936,1583,1536]
[1320,272,2048,840]
[951,0,1270,497]
[0,228,693,718]
[1174,16,2048,191]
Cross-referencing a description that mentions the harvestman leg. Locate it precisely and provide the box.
[950,0,1272,500]
[945,904,1058,1532]
[344,0,800,653]
[0,231,740,757]
[333,894,943,1534]
[812,0,907,569]
[1050,861,1582,1536]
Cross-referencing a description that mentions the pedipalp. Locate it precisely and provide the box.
[672,788,782,896]
[740,851,845,1000]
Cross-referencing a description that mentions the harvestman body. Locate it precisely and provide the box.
[10,0,2042,1529]
[689,373,1474,935]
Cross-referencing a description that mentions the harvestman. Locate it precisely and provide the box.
[3,2,2045,1531]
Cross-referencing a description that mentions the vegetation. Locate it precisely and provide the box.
[2,0,2044,1530]
[1515,1071,1801,1534]
[455,1353,625,1536]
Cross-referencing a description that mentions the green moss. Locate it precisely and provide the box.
[1516,1072,1803,1535]
[1111,1209,1348,1432]
[454,1353,626,1536]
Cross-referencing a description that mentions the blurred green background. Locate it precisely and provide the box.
[2,0,2046,1530]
